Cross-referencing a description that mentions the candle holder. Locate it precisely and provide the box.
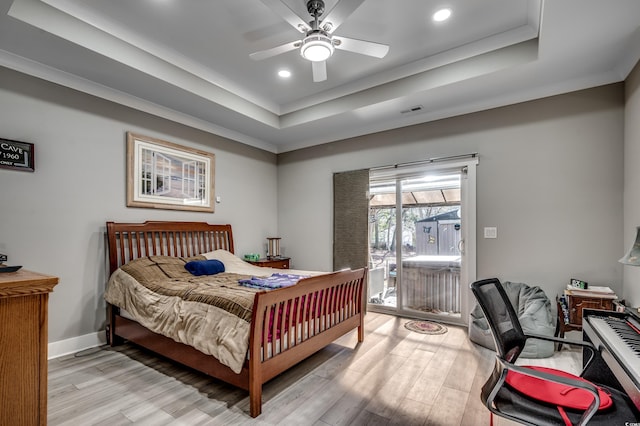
[267,237,281,259]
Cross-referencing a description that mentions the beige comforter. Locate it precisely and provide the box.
[104,249,317,374]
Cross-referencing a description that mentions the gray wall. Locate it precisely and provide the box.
[623,61,640,307]
[278,84,625,307]
[0,67,279,343]
[0,63,633,345]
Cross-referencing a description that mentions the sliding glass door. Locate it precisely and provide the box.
[368,181,398,308]
[368,158,477,325]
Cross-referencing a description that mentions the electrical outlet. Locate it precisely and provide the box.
[484,227,497,239]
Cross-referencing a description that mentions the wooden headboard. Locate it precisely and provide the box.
[106,221,234,275]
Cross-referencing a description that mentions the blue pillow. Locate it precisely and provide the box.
[184,259,225,276]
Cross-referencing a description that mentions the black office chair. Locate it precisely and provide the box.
[471,278,639,425]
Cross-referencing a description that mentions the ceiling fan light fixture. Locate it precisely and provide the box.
[300,33,334,62]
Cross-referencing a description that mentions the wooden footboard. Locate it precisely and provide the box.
[248,268,366,416]
[107,267,366,417]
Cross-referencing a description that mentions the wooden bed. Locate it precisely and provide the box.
[105,221,366,417]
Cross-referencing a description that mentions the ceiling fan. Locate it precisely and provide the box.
[250,0,389,82]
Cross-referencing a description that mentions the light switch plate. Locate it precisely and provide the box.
[484,227,497,239]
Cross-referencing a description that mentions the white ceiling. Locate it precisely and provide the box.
[1,0,639,153]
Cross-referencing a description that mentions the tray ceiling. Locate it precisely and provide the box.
[1,0,639,152]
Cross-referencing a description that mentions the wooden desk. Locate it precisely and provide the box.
[0,270,58,426]
[556,294,614,350]
[246,257,290,269]
[567,294,614,325]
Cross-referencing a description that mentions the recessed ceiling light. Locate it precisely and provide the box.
[278,69,292,78]
[433,8,452,22]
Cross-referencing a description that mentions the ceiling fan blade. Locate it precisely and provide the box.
[259,0,311,33]
[333,36,389,58]
[250,40,299,61]
[312,61,327,82]
[321,0,366,33]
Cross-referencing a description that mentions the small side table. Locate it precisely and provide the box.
[247,257,290,269]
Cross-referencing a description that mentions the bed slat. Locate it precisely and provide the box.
[251,269,365,364]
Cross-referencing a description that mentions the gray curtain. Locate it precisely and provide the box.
[333,169,369,271]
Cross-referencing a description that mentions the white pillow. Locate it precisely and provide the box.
[202,249,322,276]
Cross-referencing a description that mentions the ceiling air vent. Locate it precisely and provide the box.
[400,105,423,114]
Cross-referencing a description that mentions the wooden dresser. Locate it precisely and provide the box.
[0,270,58,426]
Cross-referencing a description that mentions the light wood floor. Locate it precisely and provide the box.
[47,312,581,426]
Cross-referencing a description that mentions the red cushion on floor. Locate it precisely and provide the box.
[505,366,612,410]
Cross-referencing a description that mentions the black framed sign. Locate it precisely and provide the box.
[0,138,35,172]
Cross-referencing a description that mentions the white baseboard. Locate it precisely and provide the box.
[48,330,107,359]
